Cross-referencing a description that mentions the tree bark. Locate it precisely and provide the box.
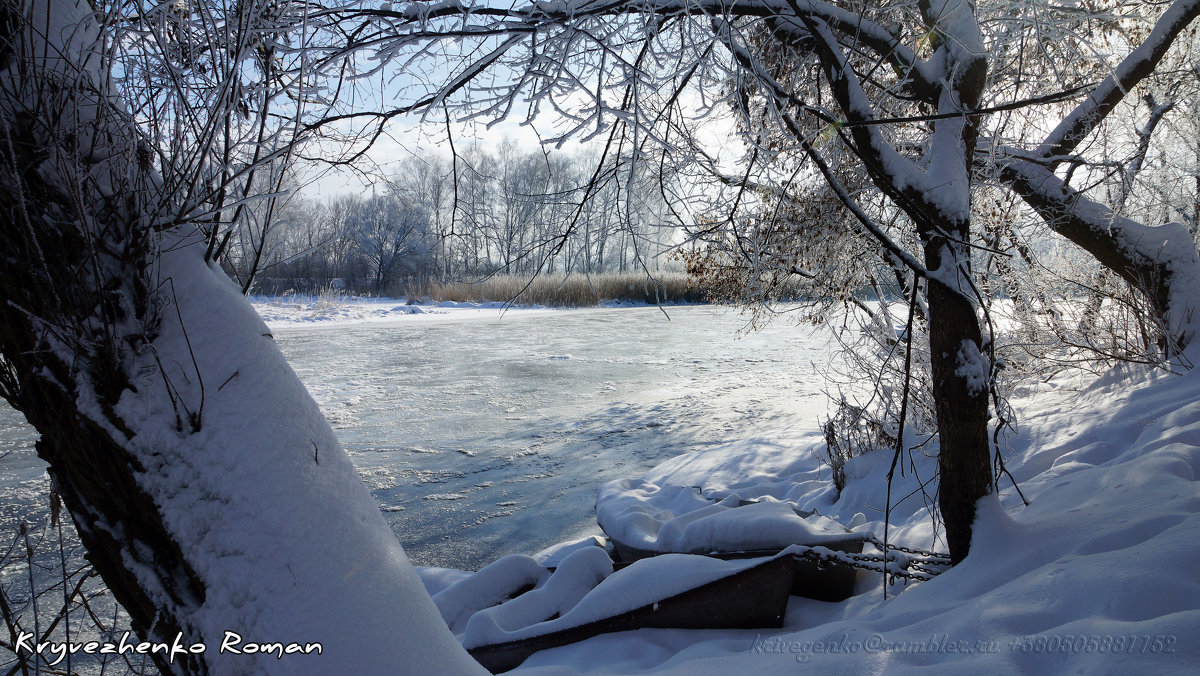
[0,14,205,668]
[0,4,487,673]
[923,250,993,564]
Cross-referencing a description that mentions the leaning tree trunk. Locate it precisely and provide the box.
[1003,161,1200,355]
[0,6,201,668]
[1001,0,1200,355]
[0,3,485,674]
[1,21,199,676]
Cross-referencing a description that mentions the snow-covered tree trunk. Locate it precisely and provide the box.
[0,2,485,673]
[915,0,994,567]
[803,0,993,562]
[1002,162,1200,354]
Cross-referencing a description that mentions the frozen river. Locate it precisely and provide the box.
[0,305,840,571]
[275,305,840,569]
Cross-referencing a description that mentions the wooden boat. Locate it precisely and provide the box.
[468,553,797,673]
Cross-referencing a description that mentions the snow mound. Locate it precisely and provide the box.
[515,361,1200,674]
[463,546,613,648]
[433,554,551,634]
[596,479,859,556]
[533,535,609,568]
[416,566,475,597]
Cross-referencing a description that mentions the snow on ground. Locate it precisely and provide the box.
[506,354,1200,674]
[252,294,567,328]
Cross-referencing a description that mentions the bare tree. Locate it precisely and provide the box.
[346,191,429,292]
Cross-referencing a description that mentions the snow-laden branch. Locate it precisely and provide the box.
[706,10,936,284]
[1116,94,1177,213]
[798,132,933,281]
[1035,0,1200,163]
[1002,155,1199,351]
[798,16,933,211]
[918,0,987,228]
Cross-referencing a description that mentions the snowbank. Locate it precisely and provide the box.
[509,359,1200,673]
[596,479,863,557]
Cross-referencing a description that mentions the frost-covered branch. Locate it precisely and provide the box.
[1001,156,1199,352]
[1116,93,1177,214]
[305,0,937,137]
[1035,0,1200,164]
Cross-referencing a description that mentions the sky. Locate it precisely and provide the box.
[289,6,741,201]
[296,111,589,199]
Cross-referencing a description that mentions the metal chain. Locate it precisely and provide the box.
[780,536,955,584]
[864,536,953,561]
[789,543,951,583]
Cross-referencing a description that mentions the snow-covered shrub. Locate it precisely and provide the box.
[311,283,348,316]
[821,398,897,494]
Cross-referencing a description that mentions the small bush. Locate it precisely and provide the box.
[311,284,349,314]
[821,398,896,494]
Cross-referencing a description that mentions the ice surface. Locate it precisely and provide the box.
[0,299,845,672]
[266,302,843,570]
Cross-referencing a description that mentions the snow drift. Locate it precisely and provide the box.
[507,354,1200,673]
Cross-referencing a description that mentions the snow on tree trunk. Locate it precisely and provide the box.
[809,0,995,563]
[917,0,994,565]
[1003,161,1200,354]
[0,2,485,673]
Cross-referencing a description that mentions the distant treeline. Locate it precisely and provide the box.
[224,141,679,297]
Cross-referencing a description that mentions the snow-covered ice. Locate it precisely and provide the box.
[263,299,842,570]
